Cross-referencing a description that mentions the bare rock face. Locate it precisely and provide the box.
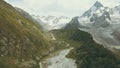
[90,10,111,28]
[65,17,80,29]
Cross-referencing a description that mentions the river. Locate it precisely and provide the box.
[40,48,77,68]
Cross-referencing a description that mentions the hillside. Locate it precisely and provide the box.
[51,29,120,68]
[0,0,64,68]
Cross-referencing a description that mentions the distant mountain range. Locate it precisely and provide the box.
[32,15,71,31]
[29,1,120,48]
[32,1,120,31]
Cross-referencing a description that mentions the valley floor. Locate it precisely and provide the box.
[39,48,76,68]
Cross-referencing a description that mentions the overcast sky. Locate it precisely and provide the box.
[4,0,120,17]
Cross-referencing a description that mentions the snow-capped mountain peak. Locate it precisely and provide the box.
[81,1,103,18]
[77,1,113,27]
[70,1,120,49]
[32,15,71,31]
[78,1,120,27]
[93,1,103,8]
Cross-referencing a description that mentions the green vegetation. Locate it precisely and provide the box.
[0,0,62,68]
[75,43,120,68]
[51,29,120,68]
[0,1,71,68]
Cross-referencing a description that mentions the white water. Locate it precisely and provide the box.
[46,48,77,68]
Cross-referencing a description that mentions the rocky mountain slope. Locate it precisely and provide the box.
[78,1,111,27]
[64,17,80,29]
